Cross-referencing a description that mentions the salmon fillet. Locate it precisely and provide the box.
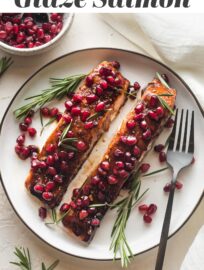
[62,77,176,242]
[25,61,130,208]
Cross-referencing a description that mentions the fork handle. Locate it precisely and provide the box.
[155,184,176,270]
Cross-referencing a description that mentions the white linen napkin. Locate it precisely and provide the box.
[100,14,204,108]
[100,13,204,270]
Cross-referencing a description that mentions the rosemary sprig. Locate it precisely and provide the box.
[158,95,175,115]
[10,247,59,270]
[14,74,86,120]
[40,117,56,136]
[86,109,111,121]
[45,209,68,225]
[57,121,78,151]
[156,72,170,89]
[0,56,13,77]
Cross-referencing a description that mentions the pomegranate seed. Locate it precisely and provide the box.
[140,163,150,173]
[163,183,172,192]
[50,13,59,21]
[54,174,63,183]
[108,175,118,185]
[34,184,44,193]
[135,103,144,114]
[42,192,53,201]
[47,167,56,176]
[85,75,94,87]
[81,110,90,122]
[50,107,59,117]
[142,129,152,140]
[125,162,134,171]
[44,34,51,43]
[119,169,129,179]
[58,151,67,160]
[70,201,77,209]
[71,106,81,116]
[134,113,145,121]
[67,152,75,160]
[112,61,120,69]
[161,74,169,83]
[124,152,132,162]
[159,151,166,162]
[165,118,174,128]
[46,144,56,153]
[20,147,31,160]
[64,100,73,111]
[115,161,124,169]
[76,199,82,208]
[73,188,80,197]
[154,144,165,153]
[50,24,57,34]
[101,161,110,171]
[175,181,183,190]
[98,181,106,191]
[100,80,108,90]
[60,203,70,213]
[126,120,136,129]
[37,28,44,39]
[24,117,32,125]
[76,141,87,151]
[83,184,91,196]
[91,218,100,226]
[143,214,152,224]
[149,95,158,108]
[41,107,50,117]
[79,210,88,220]
[16,134,25,145]
[120,136,127,144]
[91,175,100,185]
[114,149,124,158]
[133,146,141,157]
[81,196,90,207]
[95,102,105,112]
[45,181,55,192]
[60,161,69,172]
[133,82,141,91]
[39,207,47,219]
[148,111,159,121]
[0,31,7,40]
[140,120,148,130]
[63,114,72,124]
[138,204,148,212]
[96,85,103,95]
[147,204,157,215]
[84,121,94,129]
[72,94,83,103]
[28,127,37,137]
[98,167,107,177]
[86,94,98,104]
[156,106,164,118]
[46,155,55,166]
[56,113,62,122]
[19,122,28,132]
[5,22,13,33]
[126,136,137,146]
[106,76,115,84]
[99,67,111,76]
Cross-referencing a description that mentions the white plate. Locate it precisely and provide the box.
[0,48,204,261]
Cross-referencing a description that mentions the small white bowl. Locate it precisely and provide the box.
[0,13,74,56]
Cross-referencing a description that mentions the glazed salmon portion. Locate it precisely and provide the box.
[25,61,130,208]
[62,78,176,242]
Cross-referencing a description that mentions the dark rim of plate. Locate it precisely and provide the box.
[0,48,203,262]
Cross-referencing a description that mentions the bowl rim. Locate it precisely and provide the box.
[0,13,74,53]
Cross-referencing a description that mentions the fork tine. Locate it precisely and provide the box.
[168,109,178,151]
[182,110,189,152]
[188,111,194,153]
[176,109,184,151]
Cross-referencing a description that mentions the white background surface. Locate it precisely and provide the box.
[0,14,203,270]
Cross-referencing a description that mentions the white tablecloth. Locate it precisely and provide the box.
[0,14,203,270]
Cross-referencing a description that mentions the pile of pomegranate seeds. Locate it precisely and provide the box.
[138,203,157,224]
[0,13,63,49]
[15,110,39,160]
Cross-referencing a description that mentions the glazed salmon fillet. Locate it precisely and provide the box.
[25,61,130,208]
[62,77,176,242]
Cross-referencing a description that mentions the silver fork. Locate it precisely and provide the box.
[155,109,195,270]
